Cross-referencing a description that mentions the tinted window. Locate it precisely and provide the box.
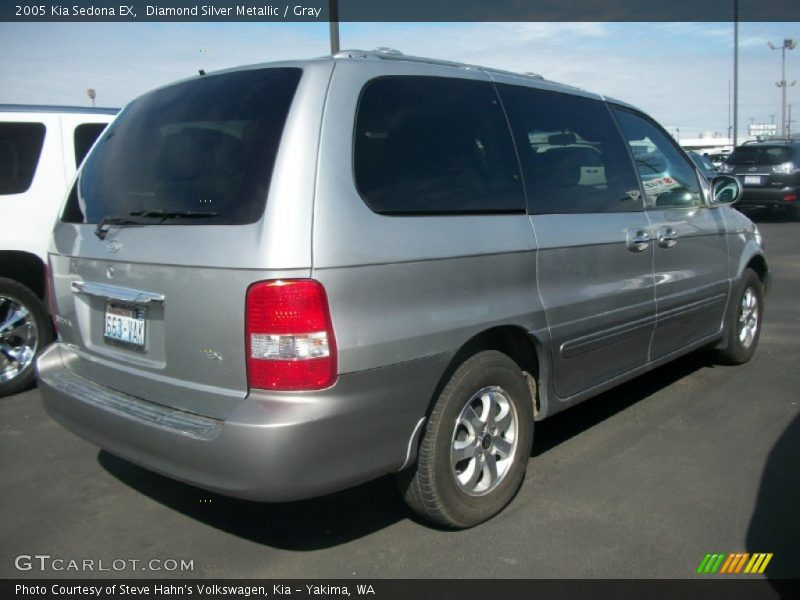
[612,108,703,209]
[727,146,792,166]
[0,122,46,195]
[354,76,524,214]
[73,123,108,166]
[63,68,301,225]
[497,85,642,214]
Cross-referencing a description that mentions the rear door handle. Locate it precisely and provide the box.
[626,229,651,252]
[657,226,678,248]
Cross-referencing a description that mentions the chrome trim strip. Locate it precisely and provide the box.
[71,281,165,305]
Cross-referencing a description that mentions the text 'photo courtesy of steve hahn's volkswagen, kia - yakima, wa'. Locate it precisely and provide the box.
[36,49,769,528]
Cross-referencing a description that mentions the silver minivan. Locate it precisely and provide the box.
[37,50,768,528]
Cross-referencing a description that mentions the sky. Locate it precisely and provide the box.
[0,21,799,139]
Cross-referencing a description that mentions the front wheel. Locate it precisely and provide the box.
[397,350,534,528]
[0,277,52,397]
[716,268,764,365]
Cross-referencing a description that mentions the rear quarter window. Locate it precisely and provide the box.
[0,122,46,195]
[353,76,525,215]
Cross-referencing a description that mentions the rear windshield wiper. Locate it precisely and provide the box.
[94,210,219,240]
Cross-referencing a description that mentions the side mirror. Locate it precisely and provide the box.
[709,175,741,206]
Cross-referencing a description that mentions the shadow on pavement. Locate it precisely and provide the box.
[98,450,409,549]
[99,350,715,548]
[747,412,800,586]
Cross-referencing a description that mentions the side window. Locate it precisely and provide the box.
[0,122,46,195]
[496,84,642,214]
[612,108,703,209]
[73,123,108,166]
[354,76,524,214]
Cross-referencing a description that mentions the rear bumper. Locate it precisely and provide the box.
[36,343,449,502]
[737,185,798,208]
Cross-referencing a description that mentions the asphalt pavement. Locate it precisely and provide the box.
[2,214,798,580]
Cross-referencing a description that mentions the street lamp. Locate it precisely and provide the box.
[86,88,96,107]
[768,38,797,138]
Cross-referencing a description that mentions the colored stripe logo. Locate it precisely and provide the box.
[697,553,773,574]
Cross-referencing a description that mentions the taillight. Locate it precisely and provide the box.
[245,279,337,391]
[782,194,798,202]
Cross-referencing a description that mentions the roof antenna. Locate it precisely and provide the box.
[198,69,206,76]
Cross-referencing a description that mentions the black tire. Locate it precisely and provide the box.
[716,268,764,365]
[0,277,52,397]
[397,350,534,529]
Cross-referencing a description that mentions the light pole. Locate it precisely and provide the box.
[329,0,340,55]
[86,88,96,107]
[733,0,738,147]
[768,38,797,138]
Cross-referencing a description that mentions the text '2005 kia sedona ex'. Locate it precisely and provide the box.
[37,50,768,528]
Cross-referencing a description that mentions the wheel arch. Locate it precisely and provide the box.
[745,253,769,294]
[429,325,548,421]
[0,251,47,301]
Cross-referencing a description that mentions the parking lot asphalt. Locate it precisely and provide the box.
[1,214,798,580]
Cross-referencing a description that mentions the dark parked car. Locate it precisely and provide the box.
[719,139,800,219]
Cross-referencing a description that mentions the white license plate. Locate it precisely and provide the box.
[104,304,146,348]
[744,175,762,185]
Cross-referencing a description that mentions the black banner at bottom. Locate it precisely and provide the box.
[4,579,800,600]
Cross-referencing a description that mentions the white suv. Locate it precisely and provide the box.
[0,104,116,396]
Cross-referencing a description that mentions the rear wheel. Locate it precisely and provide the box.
[716,268,763,365]
[397,350,534,528]
[0,278,52,397]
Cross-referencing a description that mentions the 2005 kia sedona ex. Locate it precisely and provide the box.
[37,50,768,528]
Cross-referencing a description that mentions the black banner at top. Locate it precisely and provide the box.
[2,0,800,22]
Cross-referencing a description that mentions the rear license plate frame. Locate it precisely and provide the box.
[103,302,147,351]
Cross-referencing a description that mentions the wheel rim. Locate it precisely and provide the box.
[0,296,38,384]
[738,287,759,349]
[450,386,518,497]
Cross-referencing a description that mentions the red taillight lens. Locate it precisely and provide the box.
[245,279,337,391]
[782,194,797,202]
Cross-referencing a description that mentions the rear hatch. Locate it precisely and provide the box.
[724,144,796,189]
[49,67,306,420]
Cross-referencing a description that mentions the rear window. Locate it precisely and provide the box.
[727,146,792,166]
[73,122,109,166]
[63,68,301,225]
[0,122,46,195]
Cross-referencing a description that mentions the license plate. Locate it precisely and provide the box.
[744,175,762,185]
[104,303,146,348]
